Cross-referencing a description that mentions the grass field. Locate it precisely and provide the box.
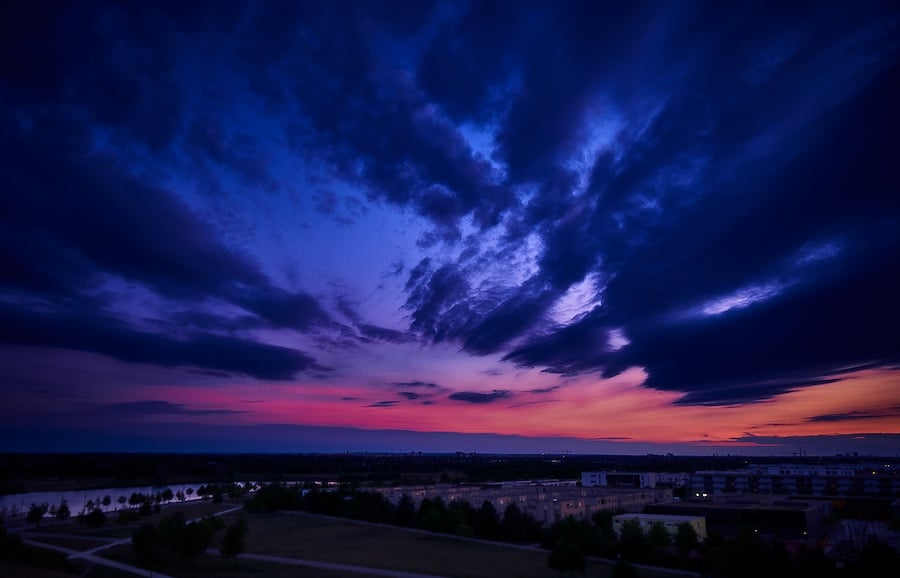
[101,543,378,578]
[19,506,684,578]
[241,512,651,578]
[23,535,118,551]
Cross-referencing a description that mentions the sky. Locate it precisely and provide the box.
[1,0,899,456]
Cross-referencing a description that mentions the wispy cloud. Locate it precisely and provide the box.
[449,390,511,404]
[102,400,248,416]
[368,401,399,408]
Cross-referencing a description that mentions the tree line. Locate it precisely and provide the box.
[19,482,246,531]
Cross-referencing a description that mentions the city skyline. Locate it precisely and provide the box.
[1,1,899,455]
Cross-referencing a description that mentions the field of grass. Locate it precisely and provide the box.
[242,512,623,578]
[19,506,685,578]
[101,543,373,578]
[23,535,117,551]
[2,562,77,578]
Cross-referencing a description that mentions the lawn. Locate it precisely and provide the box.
[243,512,623,578]
[101,543,373,578]
[20,506,684,578]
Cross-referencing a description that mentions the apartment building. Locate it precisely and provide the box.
[690,463,900,497]
[374,481,673,526]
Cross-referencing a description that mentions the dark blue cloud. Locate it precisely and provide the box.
[807,408,900,423]
[391,381,442,389]
[0,111,264,300]
[228,2,515,235]
[403,1,900,405]
[392,382,446,404]
[368,401,398,408]
[335,296,414,344]
[102,400,247,416]
[417,1,522,123]
[0,303,320,381]
[2,0,899,414]
[235,288,332,332]
[528,386,561,394]
[449,390,511,404]
[0,122,331,376]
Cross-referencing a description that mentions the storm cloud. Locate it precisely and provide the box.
[1,1,898,452]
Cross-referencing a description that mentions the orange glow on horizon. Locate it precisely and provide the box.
[112,366,900,447]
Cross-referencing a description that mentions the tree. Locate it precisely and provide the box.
[161,488,174,503]
[55,499,71,521]
[703,545,729,578]
[584,512,618,558]
[26,503,48,527]
[855,539,900,577]
[420,508,445,533]
[85,508,106,531]
[446,504,469,535]
[118,509,138,526]
[474,500,500,539]
[117,495,127,508]
[619,519,646,561]
[395,494,416,527]
[158,512,220,557]
[648,522,671,551]
[102,495,111,508]
[725,528,770,578]
[794,544,834,577]
[593,510,614,529]
[501,503,533,542]
[181,517,218,556]
[158,511,187,552]
[770,540,794,578]
[185,487,193,500]
[128,492,144,509]
[675,522,699,557]
[220,516,248,563]
[0,518,8,557]
[548,516,588,577]
[132,523,161,569]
